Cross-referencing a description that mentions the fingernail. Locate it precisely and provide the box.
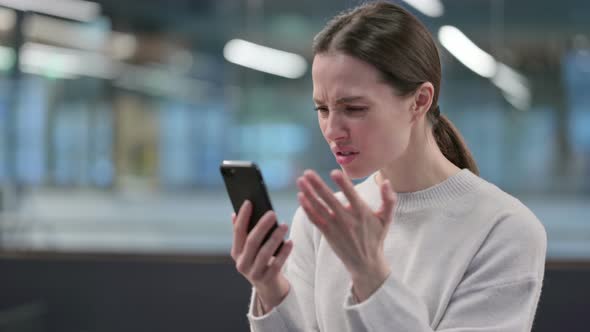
[331,169,342,178]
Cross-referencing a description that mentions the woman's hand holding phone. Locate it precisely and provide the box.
[230,200,294,313]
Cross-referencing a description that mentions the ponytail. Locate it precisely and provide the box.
[432,107,479,175]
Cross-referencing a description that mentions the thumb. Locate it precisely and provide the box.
[376,180,396,228]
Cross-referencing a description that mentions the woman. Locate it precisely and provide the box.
[231,2,546,331]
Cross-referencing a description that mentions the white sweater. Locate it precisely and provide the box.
[247,169,547,332]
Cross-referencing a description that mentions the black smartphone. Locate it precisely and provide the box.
[220,160,283,255]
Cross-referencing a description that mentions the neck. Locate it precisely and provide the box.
[376,125,461,193]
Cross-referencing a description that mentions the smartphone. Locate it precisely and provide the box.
[220,160,283,255]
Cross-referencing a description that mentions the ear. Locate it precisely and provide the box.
[410,82,434,121]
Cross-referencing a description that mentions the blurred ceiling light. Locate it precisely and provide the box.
[492,63,531,111]
[110,32,137,60]
[25,14,137,60]
[223,38,307,79]
[20,44,79,79]
[438,25,497,78]
[0,7,16,31]
[401,0,444,17]
[20,42,117,79]
[0,0,100,22]
[25,14,107,52]
[0,45,15,70]
[438,25,531,111]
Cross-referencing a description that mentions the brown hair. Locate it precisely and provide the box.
[313,1,479,175]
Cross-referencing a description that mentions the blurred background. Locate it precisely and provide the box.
[0,0,588,331]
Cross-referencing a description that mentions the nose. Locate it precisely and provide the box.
[323,111,348,142]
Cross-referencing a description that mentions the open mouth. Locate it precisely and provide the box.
[335,151,359,165]
[336,151,358,156]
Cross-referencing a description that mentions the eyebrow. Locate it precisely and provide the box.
[313,96,368,104]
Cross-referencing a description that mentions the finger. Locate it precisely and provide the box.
[377,180,397,227]
[231,213,237,225]
[232,201,252,259]
[239,210,279,270]
[251,224,289,279]
[303,170,344,215]
[298,192,329,231]
[330,169,365,210]
[266,240,294,277]
[296,177,334,222]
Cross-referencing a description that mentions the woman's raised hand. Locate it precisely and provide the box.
[296,169,397,301]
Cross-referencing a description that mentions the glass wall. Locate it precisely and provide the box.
[0,0,588,258]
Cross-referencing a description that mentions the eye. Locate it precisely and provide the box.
[344,106,368,116]
[345,107,367,112]
[314,106,329,117]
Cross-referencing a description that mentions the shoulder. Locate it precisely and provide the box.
[464,177,547,278]
[475,178,546,241]
[452,174,545,237]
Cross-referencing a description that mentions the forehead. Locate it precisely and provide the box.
[312,52,391,101]
[312,53,382,85]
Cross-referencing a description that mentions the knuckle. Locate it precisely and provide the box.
[250,271,263,282]
[250,263,265,280]
[256,250,270,262]
[265,266,278,277]
[244,235,256,250]
[235,259,248,274]
[270,258,285,272]
[231,248,241,261]
[258,242,274,258]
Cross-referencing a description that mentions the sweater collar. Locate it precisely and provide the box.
[362,169,481,213]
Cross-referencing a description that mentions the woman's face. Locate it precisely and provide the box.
[312,52,415,179]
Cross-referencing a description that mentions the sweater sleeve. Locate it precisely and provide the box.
[247,207,320,332]
[342,209,547,332]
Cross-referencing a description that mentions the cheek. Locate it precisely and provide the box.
[387,124,412,154]
[369,118,411,155]
[318,117,328,138]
